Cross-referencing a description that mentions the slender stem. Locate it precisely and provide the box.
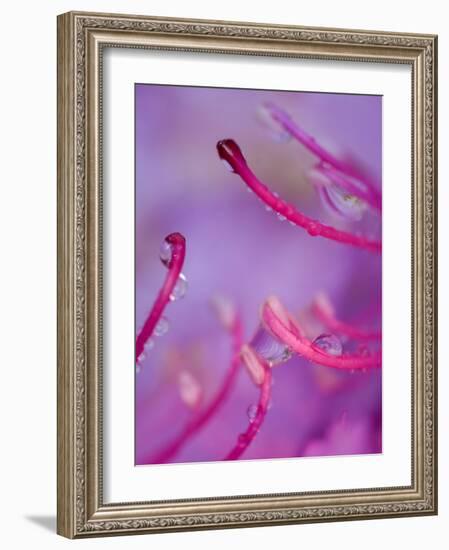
[312,294,381,342]
[265,101,353,174]
[217,139,381,253]
[262,298,381,370]
[225,350,272,461]
[135,232,186,363]
[265,102,382,208]
[143,314,244,464]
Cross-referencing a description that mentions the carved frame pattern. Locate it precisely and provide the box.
[57,11,437,538]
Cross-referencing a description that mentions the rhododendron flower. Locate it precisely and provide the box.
[135,84,382,465]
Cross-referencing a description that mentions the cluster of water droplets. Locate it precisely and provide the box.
[254,103,369,228]
[136,239,189,374]
[159,240,189,301]
[136,335,157,373]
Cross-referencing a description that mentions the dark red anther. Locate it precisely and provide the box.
[216,139,247,173]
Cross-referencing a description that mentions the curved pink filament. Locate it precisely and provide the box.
[225,351,272,461]
[265,102,382,208]
[217,139,381,253]
[144,313,244,464]
[262,299,381,370]
[135,232,186,363]
[312,295,381,342]
[265,102,353,173]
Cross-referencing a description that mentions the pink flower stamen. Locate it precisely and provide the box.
[263,102,382,207]
[263,102,352,173]
[312,292,382,342]
[216,139,381,253]
[262,297,381,370]
[135,232,186,364]
[225,345,272,460]
[143,301,244,464]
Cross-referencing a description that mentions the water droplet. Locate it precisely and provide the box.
[247,404,258,422]
[312,170,367,221]
[144,338,155,351]
[256,104,291,143]
[277,213,286,222]
[250,324,292,366]
[325,186,366,221]
[313,334,343,356]
[221,157,236,173]
[170,273,188,301]
[159,240,173,266]
[265,205,273,212]
[136,351,146,370]
[154,316,169,337]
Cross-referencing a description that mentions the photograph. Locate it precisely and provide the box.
[135,84,383,465]
[55,10,437,538]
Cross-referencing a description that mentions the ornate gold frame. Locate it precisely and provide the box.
[57,11,438,538]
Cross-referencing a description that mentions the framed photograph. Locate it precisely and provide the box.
[57,11,438,538]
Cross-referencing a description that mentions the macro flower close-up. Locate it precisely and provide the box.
[135,84,382,466]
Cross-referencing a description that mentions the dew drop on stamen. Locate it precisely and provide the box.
[277,213,286,222]
[136,351,146,372]
[154,316,169,337]
[256,103,291,143]
[144,338,155,351]
[265,205,273,212]
[250,324,293,366]
[247,404,258,422]
[310,166,368,222]
[312,334,343,356]
[221,158,235,173]
[159,240,173,266]
[324,185,366,221]
[170,273,188,301]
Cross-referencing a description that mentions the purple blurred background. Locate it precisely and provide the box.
[135,84,382,465]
